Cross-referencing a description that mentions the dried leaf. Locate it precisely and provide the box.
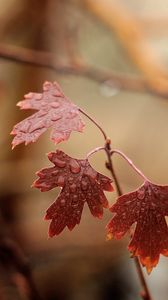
[33,150,113,236]
[11,81,85,148]
[107,181,168,273]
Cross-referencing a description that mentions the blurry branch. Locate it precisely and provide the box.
[84,0,168,97]
[0,236,42,300]
[0,42,148,93]
[140,17,168,35]
[0,207,42,300]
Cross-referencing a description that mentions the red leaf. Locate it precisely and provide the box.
[33,150,113,236]
[107,181,168,273]
[11,81,85,148]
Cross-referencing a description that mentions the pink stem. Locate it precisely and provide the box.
[111,149,148,182]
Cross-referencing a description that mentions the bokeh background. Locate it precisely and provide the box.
[0,0,168,299]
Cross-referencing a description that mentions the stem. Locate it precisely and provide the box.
[79,108,152,300]
[134,257,152,300]
[105,145,122,196]
[79,108,107,140]
[87,146,105,159]
[111,149,148,182]
[106,146,152,300]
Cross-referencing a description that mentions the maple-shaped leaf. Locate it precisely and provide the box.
[33,150,113,236]
[11,81,85,148]
[107,181,168,273]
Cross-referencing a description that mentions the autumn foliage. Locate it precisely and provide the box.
[11,81,84,148]
[107,181,168,273]
[33,150,113,236]
[11,81,168,274]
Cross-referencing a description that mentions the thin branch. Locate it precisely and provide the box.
[0,42,148,93]
[79,108,107,140]
[134,257,152,300]
[111,149,148,182]
[84,0,168,98]
[0,236,42,300]
[105,144,123,197]
[104,143,152,300]
[87,146,105,159]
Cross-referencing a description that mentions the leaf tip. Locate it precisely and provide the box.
[31,182,35,188]
[106,232,113,241]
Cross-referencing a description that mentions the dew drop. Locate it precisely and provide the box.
[50,101,60,109]
[72,203,78,208]
[20,121,31,133]
[35,93,42,100]
[29,121,44,133]
[41,101,46,107]
[100,82,120,97]
[85,168,97,180]
[80,160,87,167]
[70,159,81,174]
[79,193,86,202]
[70,183,77,192]
[57,176,65,186]
[67,110,77,119]
[137,189,145,200]
[151,202,156,208]
[81,180,88,191]
[100,177,108,183]
[54,158,66,168]
[122,213,126,219]
[51,114,61,122]
[60,199,66,206]
[38,110,48,117]
[147,188,152,196]
[51,170,59,176]
[68,177,74,184]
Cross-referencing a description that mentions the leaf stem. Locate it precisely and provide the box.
[106,146,152,300]
[105,143,123,196]
[134,257,152,300]
[111,149,148,182]
[79,108,152,300]
[79,108,107,140]
[87,146,105,159]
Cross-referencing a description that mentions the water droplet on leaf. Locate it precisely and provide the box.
[70,183,77,192]
[57,176,65,186]
[70,159,81,174]
[50,102,60,109]
[54,158,66,168]
[81,180,88,191]
[60,199,66,206]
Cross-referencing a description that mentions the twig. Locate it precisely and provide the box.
[106,146,152,300]
[79,108,107,140]
[0,237,42,300]
[0,42,151,94]
[84,0,168,98]
[111,149,148,182]
[80,107,152,299]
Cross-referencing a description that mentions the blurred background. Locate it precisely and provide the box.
[0,0,168,299]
